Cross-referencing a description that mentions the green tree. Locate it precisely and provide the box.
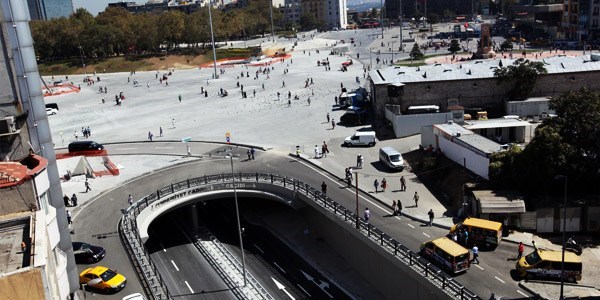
[493,58,547,100]
[300,12,318,30]
[410,42,423,60]
[448,39,461,54]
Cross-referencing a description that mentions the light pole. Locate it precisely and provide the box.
[380,0,384,38]
[355,172,359,229]
[555,175,568,300]
[399,0,403,51]
[77,45,85,67]
[208,1,219,79]
[228,152,247,286]
[269,0,275,42]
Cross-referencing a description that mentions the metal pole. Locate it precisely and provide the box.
[560,176,567,299]
[230,155,247,286]
[369,48,373,67]
[399,0,403,51]
[423,0,427,28]
[269,0,275,42]
[380,0,384,38]
[355,173,359,229]
[208,1,219,79]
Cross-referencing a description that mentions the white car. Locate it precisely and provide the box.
[122,293,147,300]
[46,108,58,116]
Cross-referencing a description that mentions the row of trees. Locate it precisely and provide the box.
[30,1,283,61]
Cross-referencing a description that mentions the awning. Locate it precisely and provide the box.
[472,190,526,214]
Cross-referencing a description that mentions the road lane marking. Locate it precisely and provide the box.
[114,147,137,150]
[185,281,194,293]
[155,146,174,149]
[171,260,179,271]
[159,242,166,252]
[297,284,311,297]
[474,264,484,270]
[298,161,389,213]
[494,276,505,284]
[273,262,286,273]
[407,223,415,228]
[517,290,528,297]
[422,232,430,238]
[254,244,264,254]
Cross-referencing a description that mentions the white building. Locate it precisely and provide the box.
[282,0,347,29]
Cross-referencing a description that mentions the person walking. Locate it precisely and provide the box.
[148,131,153,142]
[71,194,78,206]
[63,195,70,207]
[321,182,327,195]
[159,127,163,137]
[400,176,406,191]
[381,178,387,192]
[517,242,524,260]
[392,200,397,216]
[178,94,182,102]
[373,179,379,193]
[66,210,72,225]
[322,142,329,158]
[428,209,434,226]
[172,118,176,129]
[356,154,362,168]
[314,145,319,158]
[397,200,402,217]
[471,245,479,264]
[331,119,335,129]
[364,207,370,223]
[326,112,330,123]
[250,147,255,160]
[413,191,419,207]
[84,179,91,193]
[128,194,133,206]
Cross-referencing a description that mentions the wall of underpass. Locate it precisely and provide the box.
[297,193,451,300]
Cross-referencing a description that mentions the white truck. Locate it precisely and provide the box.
[344,131,376,147]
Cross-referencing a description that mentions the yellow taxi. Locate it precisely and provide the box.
[79,266,127,292]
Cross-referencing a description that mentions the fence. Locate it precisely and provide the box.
[120,172,481,300]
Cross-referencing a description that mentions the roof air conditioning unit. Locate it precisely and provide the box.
[0,116,17,134]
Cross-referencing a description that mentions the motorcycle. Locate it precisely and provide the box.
[565,237,583,255]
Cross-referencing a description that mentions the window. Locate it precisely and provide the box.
[38,192,49,215]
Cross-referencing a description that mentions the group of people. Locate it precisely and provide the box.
[63,194,78,207]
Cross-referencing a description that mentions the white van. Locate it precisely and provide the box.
[379,147,404,171]
[344,131,376,147]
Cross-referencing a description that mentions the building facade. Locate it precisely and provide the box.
[281,0,347,29]
[0,0,79,298]
[27,0,74,20]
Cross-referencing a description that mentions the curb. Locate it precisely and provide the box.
[55,140,269,152]
[517,281,543,299]
[288,152,451,230]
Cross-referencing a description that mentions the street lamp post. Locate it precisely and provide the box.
[399,0,403,51]
[556,175,568,299]
[228,153,247,286]
[269,0,275,42]
[355,173,359,229]
[78,45,85,67]
[208,1,219,79]
[380,0,384,38]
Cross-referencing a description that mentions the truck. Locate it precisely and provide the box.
[338,87,369,109]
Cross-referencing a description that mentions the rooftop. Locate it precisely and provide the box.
[433,122,474,137]
[0,214,31,274]
[472,190,526,214]
[456,134,504,155]
[370,55,600,85]
[464,118,532,130]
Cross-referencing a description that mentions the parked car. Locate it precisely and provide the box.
[342,59,353,67]
[79,266,127,293]
[344,131,376,147]
[46,108,58,116]
[73,242,106,264]
[340,109,368,125]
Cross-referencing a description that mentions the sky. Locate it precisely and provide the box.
[73,0,114,16]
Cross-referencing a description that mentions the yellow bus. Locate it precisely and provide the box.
[450,217,502,248]
[516,249,582,282]
[420,237,470,274]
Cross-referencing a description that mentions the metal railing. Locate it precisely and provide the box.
[120,172,481,300]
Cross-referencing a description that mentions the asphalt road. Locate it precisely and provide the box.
[71,143,532,299]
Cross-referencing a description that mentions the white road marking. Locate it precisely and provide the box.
[159,242,166,252]
[114,147,137,150]
[273,262,286,273]
[516,290,529,297]
[254,244,264,254]
[185,280,194,293]
[297,161,389,213]
[171,260,179,271]
[494,276,505,284]
[407,223,415,229]
[297,284,311,297]
[155,146,174,149]
[474,264,484,270]
[422,232,430,238]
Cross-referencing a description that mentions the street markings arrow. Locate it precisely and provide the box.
[272,277,295,300]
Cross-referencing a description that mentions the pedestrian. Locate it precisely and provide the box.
[428,209,434,226]
[364,207,370,223]
[128,194,133,206]
[381,178,387,192]
[413,191,419,207]
[314,145,319,158]
[331,119,335,129]
[63,194,70,207]
[66,210,72,225]
[400,176,406,191]
[463,229,469,246]
[322,141,329,157]
[250,147,255,160]
[172,118,176,129]
[359,155,364,168]
[187,145,191,157]
[397,200,402,217]
[84,179,91,193]
[326,112,330,123]
[356,155,361,168]
[247,149,252,160]
[148,131,153,142]
[307,97,311,106]
[392,200,397,216]
[471,245,479,264]
[373,179,379,193]
[321,182,327,195]
[178,94,182,102]
[71,193,78,206]
[159,127,163,137]
[517,242,524,260]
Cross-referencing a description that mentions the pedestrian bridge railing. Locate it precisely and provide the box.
[120,172,481,300]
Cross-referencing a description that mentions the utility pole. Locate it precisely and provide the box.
[355,173,359,229]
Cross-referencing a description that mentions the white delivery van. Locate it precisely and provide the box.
[379,147,404,171]
[344,131,376,147]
